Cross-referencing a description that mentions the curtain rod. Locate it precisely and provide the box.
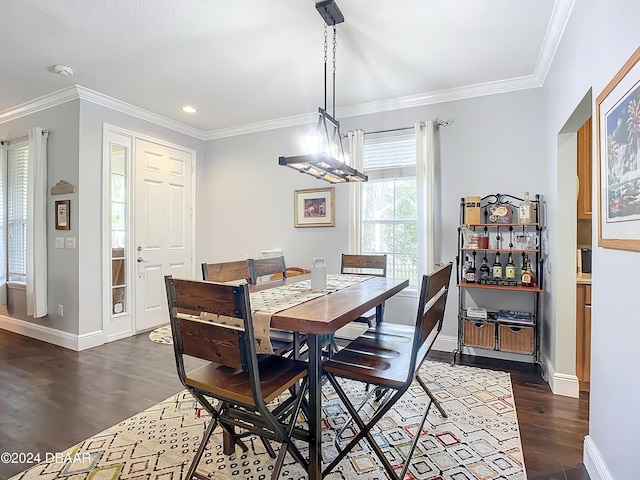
[363,120,451,136]
[1,130,49,145]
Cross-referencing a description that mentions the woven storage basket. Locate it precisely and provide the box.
[498,324,534,354]
[463,320,495,349]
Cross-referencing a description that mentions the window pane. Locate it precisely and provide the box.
[363,181,394,220]
[112,145,126,175]
[363,223,393,253]
[112,174,125,202]
[8,145,28,278]
[390,254,418,286]
[112,259,125,286]
[112,287,126,315]
[395,179,417,219]
[112,231,126,249]
[394,223,418,256]
[112,203,126,230]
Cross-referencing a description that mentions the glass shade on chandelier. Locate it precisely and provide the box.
[279,108,367,184]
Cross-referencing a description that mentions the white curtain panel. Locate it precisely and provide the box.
[0,145,6,305]
[347,129,364,254]
[26,128,48,317]
[416,122,436,275]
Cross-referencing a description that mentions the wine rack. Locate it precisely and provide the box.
[452,193,545,378]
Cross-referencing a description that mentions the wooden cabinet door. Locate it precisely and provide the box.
[577,118,592,220]
[576,284,591,390]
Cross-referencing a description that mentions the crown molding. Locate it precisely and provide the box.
[208,74,543,140]
[75,86,207,140]
[0,86,79,124]
[0,85,207,140]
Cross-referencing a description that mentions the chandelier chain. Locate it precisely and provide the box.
[332,26,337,116]
[323,24,328,64]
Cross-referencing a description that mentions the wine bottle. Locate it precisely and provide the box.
[479,255,490,283]
[465,255,476,283]
[505,252,516,280]
[518,192,533,224]
[521,254,537,287]
[462,255,470,281]
[492,252,502,279]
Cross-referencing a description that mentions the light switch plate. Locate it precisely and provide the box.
[65,237,76,249]
[55,237,65,249]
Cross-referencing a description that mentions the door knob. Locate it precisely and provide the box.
[137,256,146,263]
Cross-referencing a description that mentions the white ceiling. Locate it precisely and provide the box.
[0,0,572,136]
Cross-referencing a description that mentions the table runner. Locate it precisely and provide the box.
[201,274,371,353]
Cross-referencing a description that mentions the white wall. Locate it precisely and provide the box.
[0,101,81,335]
[200,126,350,273]
[202,88,549,344]
[541,0,640,478]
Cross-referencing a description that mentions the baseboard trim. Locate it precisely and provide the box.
[584,435,613,480]
[542,353,580,398]
[0,315,105,351]
[433,334,458,353]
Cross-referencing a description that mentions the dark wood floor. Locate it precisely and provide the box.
[0,329,590,479]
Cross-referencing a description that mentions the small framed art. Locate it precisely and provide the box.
[55,200,70,230]
[294,187,335,228]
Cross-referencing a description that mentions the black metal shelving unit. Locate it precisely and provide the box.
[452,193,546,379]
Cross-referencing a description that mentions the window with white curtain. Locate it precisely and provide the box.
[361,135,419,286]
[7,142,28,283]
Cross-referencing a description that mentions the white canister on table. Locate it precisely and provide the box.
[310,257,327,290]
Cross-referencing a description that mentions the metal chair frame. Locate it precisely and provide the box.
[322,262,453,479]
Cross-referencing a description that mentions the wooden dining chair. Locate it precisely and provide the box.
[249,256,287,284]
[322,262,453,480]
[269,266,310,280]
[340,253,388,328]
[164,276,309,480]
[201,260,251,283]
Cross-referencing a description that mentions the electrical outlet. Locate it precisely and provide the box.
[58,304,63,316]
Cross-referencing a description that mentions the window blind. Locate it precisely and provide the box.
[8,144,28,281]
[363,136,416,180]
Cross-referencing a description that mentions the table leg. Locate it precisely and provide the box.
[223,427,235,455]
[308,333,322,480]
[376,302,384,324]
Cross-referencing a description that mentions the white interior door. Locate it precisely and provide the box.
[134,139,193,332]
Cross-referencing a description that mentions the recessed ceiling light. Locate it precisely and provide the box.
[182,105,197,113]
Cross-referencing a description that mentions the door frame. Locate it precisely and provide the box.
[101,124,196,342]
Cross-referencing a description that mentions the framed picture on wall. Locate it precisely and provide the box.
[55,200,70,230]
[597,46,640,251]
[294,187,335,227]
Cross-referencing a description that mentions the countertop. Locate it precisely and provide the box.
[576,273,592,285]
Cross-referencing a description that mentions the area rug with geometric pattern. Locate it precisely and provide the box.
[148,324,173,345]
[10,361,526,480]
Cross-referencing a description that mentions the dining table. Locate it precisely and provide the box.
[248,273,410,480]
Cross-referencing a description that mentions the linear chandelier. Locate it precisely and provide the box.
[278,0,368,184]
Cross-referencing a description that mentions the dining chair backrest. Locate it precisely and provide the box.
[201,260,251,283]
[250,256,287,284]
[409,262,453,375]
[165,275,310,478]
[341,254,387,277]
[165,276,257,379]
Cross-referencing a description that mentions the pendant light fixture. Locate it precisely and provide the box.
[278,0,367,184]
